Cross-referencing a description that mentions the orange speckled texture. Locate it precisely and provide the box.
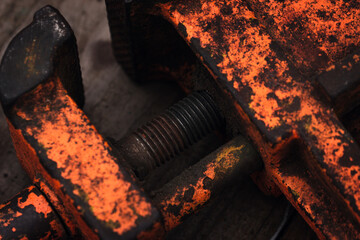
[17,192,52,218]
[7,78,160,239]
[0,186,66,239]
[155,136,261,231]
[157,0,360,238]
[247,0,360,73]
[161,175,211,230]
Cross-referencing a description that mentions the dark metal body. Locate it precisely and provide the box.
[0,186,66,239]
[2,0,360,239]
[0,5,261,240]
[153,135,262,231]
[105,0,360,239]
[117,91,224,179]
[0,6,161,240]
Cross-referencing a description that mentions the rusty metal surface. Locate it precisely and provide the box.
[247,0,360,74]
[117,91,224,179]
[0,5,290,237]
[1,6,162,239]
[152,1,360,238]
[104,0,360,239]
[8,78,162,239]
[0,5,83,109]
[0,10,263,237]
[3,0,357,239]
[316,49,360,115]
[153,135,262,231]
[0,185,66,240]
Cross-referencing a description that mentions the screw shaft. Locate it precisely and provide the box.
[117,91,224,179]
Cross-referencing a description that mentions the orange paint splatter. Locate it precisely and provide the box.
[353,54,360,63]
[161,144,246,230]
[18,192,53,218]
[16,79,153,235]
[246,0,360,72]
[0,201,11,209]
[159,0,360,230]
[161,177,211,230]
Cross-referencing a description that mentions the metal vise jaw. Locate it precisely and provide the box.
[0,6,161,240]
[0,5,262,239]
[105,1,360,239]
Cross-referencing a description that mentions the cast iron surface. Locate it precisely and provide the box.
[154,1,360,238]
[1,6,161,239]
[0,1,317,239]
[317,49,360,115]
[0,5,84,109]
[153,135,263,231]
[117,91,224,179]
[0,186,67,239]
[105,0,360,239]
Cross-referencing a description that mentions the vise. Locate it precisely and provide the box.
[0,0,360,239]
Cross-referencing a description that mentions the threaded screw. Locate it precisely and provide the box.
[116,91,224,179]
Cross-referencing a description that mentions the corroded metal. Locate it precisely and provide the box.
[156,1,360,239]
[316,49,360,115]
[0,6,162,240]
[247,0,360,74]
[154,135,262,231]
[117,91,224,179]
[0,186,67,240]
[3,0,360,239]
[8,78,162,239]
[0,5,262,239]
[0,5,84,109]
[0,4,236,239]
[106,0,360,239]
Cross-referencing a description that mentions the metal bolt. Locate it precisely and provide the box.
[116,91,224,179]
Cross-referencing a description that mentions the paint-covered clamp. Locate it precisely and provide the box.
[0,186,67,239]
[0,6,162,240]
[0,5,264,239]
[105,1,360,239]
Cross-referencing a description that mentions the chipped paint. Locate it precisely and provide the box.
[160,0,298,130]
[2,1,360,238]
[157,0,360,238]
[18,192,53,218]
[0,186,66,239]
[247,0,360,72]
[157,137,261,231]
[8,120,96,239]
[11,78,157,238]
[161,176,211,230]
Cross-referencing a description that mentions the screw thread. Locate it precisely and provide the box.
[118,91,224,178]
